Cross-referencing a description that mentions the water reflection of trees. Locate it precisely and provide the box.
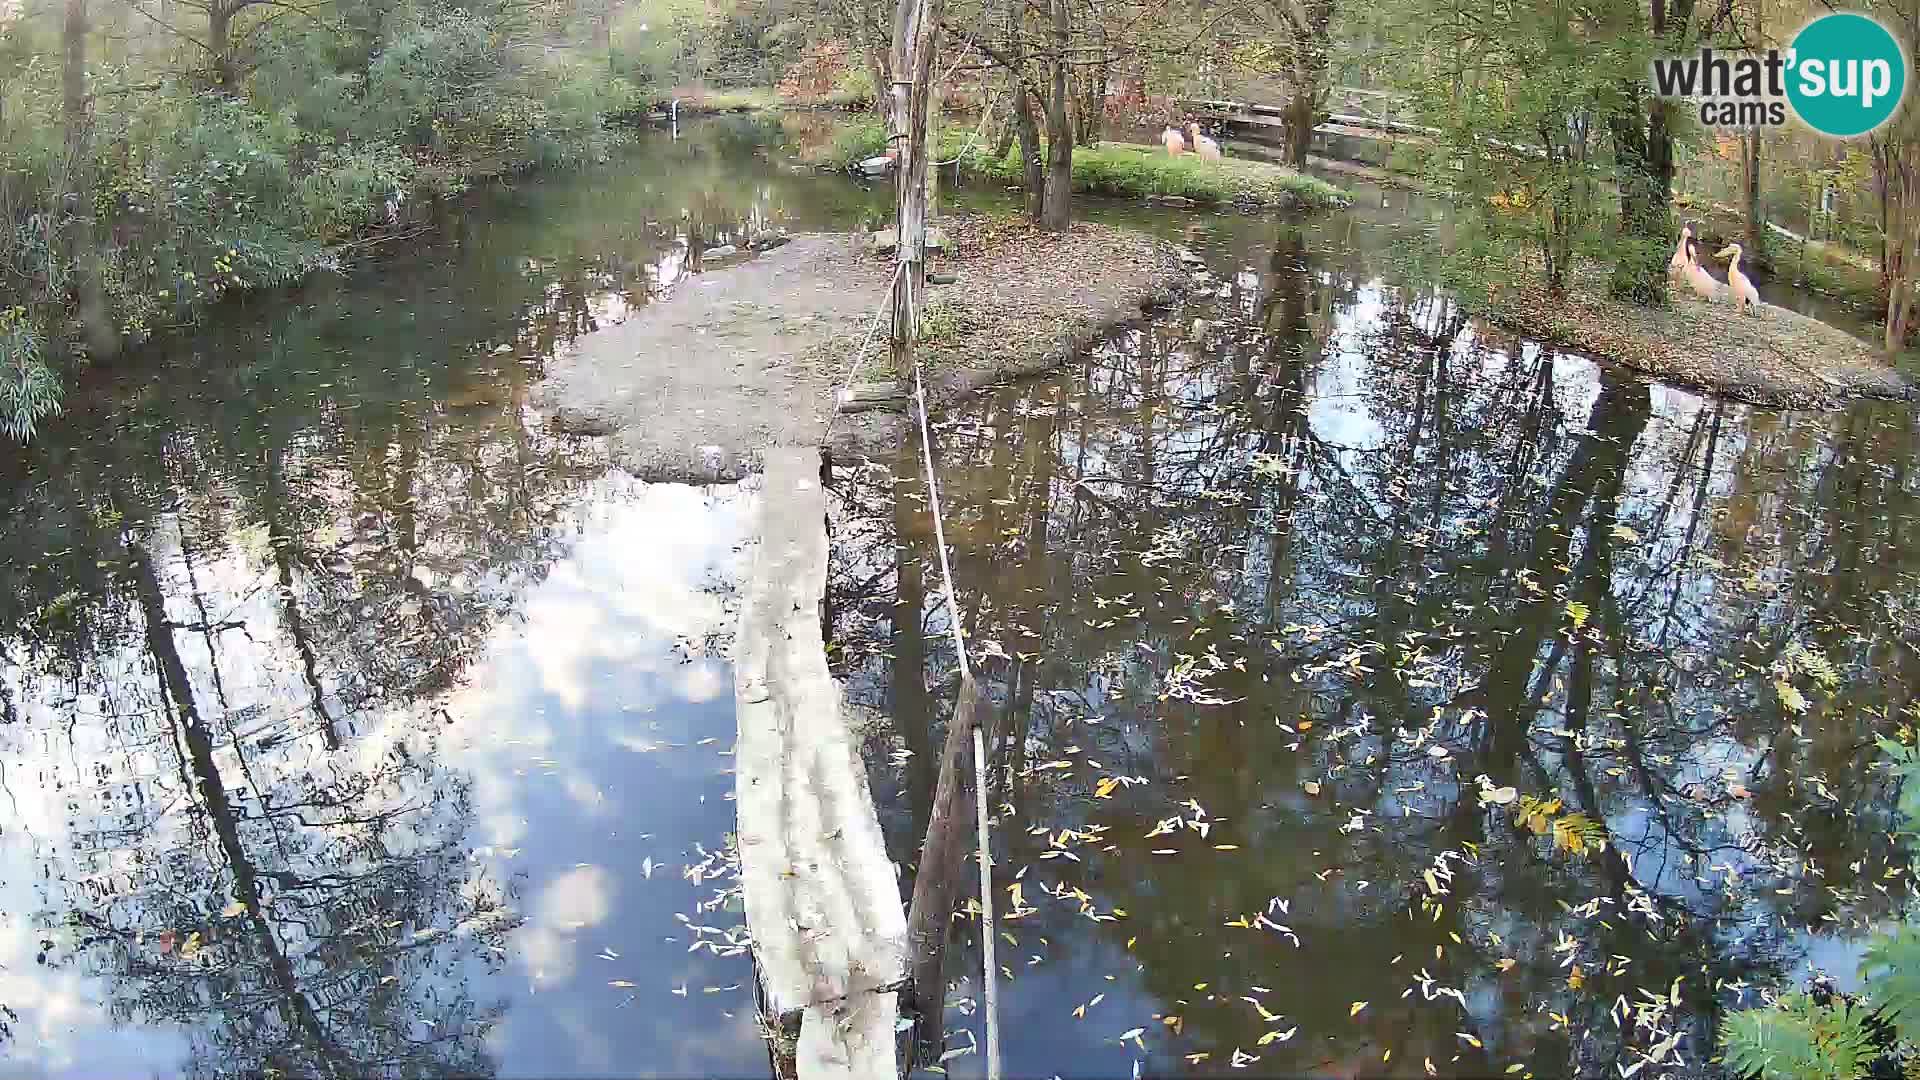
[0,275,615,1074]
[835,216,1920,1076]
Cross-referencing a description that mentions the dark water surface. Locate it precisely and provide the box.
[831,207,1920,1077]
[2,117,1914,1079]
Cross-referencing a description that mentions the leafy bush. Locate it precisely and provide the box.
[0,0,634,440]
[829,66,875,109]
[0,307,58,441]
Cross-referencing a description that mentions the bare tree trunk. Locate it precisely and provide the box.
[594,0,612,49]
[1887,142,1919,352]
[1038,0,1073,230]
[209,0,237,91]
[857,0,891,119]
[1074,20,1106,146]
[1742,127,1764,261]
[63,0,110,356]
[888,0,944,385]
[1283,90,1315,169]
[1005,0,1043,220]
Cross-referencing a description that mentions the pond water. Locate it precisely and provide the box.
[1,115,1914,1079]
[833,203,1920,1078]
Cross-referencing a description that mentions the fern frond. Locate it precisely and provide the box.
[1863,926,1920,1045]
[1784,644,1841,689]
[1550,813,1608,858]
[1720,995,1881,1080]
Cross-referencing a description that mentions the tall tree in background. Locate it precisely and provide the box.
[1858,0,1920,351]
[1604,0,1691,304]
[1235,0,1337,167]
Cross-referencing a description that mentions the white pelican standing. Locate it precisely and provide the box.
[1162,126,1187,156]
[1681,239,1722,302]
[1714,243,1761,315]
[1668,225,1693,277]
[1187,122,1223,160]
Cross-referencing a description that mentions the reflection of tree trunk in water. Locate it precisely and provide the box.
[903,677,984,1061]
[1475,374,1652,786]
[267,447,339,750]
[128,536,348,1076]
[1257,226,1313,620]
[894,482,935,846]
[1005,393,1057,816]
[1656,405,1722,649]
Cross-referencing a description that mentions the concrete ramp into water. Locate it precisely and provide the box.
[735,448,907,1079]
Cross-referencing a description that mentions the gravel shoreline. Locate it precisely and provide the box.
[1482,272,1912,409]
[533,216,1188,481]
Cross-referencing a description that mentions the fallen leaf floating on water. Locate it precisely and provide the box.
[1350,1001,1368,1017]
[1566,600,1590,629]
[1257,1027,1297,1045]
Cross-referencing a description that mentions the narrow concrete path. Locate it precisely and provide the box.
[735,448,907,1079]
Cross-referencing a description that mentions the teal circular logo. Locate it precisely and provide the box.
[1786,13,1908,137]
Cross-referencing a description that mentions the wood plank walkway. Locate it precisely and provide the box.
[735,447,908,1079]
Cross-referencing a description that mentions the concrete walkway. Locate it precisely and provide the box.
[734,448,907,1079]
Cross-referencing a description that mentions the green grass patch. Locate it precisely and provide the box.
[971,142,1348,210]
[802,121,1347,211]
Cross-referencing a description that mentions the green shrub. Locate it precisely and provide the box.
[0,308,58,442]
[828,66,876,109]
[964,140,1347,210]
[919,299,961,342]
[805,118,890,168]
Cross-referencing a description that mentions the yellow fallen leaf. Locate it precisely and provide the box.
[180,932,202,959]
[1567,965,1585,990]
[1350,1001,1368,1017]
[1303,781,1321,795]
[1094,777,1119,799]
[609,980,636,988]
[1496,957,1517,972]
[221,900,246,918]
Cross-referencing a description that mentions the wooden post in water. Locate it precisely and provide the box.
[903,674,985,1048]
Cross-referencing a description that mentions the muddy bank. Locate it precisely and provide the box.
[1482,273,1912,408]
[534,217,1188,480]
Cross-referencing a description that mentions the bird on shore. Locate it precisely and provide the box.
[1668,225,1693,277]
[1187,122,1223,161]
[1715,243,1761,315]
[1162,125,1187,156]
